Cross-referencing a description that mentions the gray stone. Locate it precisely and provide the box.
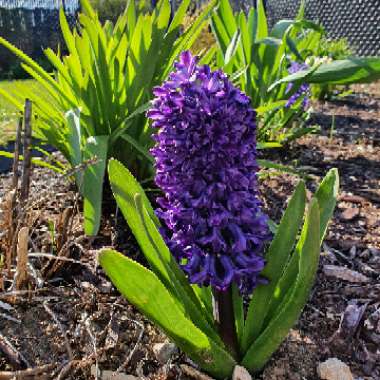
[153,342,178,364]
[232,365,252,380]
[317,358,354,380]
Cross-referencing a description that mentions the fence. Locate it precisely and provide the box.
[0,0,80,74]
[266,0,380,56]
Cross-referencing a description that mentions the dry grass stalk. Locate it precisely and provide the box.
[15,227,29,290]
[20,99,32,202]
[0,363,57,380]
[42,208,82,278]
[57,207,73,252]
[0,190,15,275]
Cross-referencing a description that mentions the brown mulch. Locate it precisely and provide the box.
[0,83,379,379]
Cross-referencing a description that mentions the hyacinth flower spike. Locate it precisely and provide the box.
[100,51,339,378]
[148,50,271,356]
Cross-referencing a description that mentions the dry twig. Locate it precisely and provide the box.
[0,363,57,380]
[0,332,30,369]
[15,227,29,290]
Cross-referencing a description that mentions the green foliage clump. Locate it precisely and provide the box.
[208,0,380,145]
[0,0,214,235]
[209,0,324,145]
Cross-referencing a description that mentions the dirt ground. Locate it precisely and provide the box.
[0,83,379,379]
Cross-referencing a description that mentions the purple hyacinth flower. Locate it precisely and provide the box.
[147,51,271,294]
[285,61,310,109]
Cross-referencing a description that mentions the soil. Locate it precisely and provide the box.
[0,83,379,380]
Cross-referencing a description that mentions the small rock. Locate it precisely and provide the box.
[339,207,360,222]
[232,365,252,380]
[317,358,354,380]
[90,366,139,380]
[153,342,178,364]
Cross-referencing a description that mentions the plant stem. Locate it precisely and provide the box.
[212,286,239,359]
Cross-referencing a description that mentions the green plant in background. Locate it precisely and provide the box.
[209,0,324,145]
[0,0,214,235]
[210,0,380,145]
[0,80,47,145]
[306,37,353,100]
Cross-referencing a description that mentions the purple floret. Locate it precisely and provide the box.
[147,51,271,294]
[285,61,310,109]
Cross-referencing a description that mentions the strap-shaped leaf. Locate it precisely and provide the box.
[218,0,237,38]
[65,109,82,188]
[241,181,306,353]
[224,29,241,65]
[83,135,109,236]
[270,57,380,87]
[264,169,339,321]
[193,285,213,316]
[99,249,236,378]
[109,158,158,223]
[167,0,191,33]
[133,194,221,344]
[241,199,320,372]
[232,284,244,349]
[314,168,339,242]
[108,160,218,341]
[256,0,268,41]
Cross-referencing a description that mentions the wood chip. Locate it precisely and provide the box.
[339,207,360,221]
[323,265,371,283]
[339,194,366,204]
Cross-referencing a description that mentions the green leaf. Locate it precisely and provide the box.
[256,0,268,41]
[83,135,109,236]
[99,249,236,378]
[241,182,306,353]
[167,0,191,32]
[264,169,339,324]
[0,151,65,174]
[224,29,241,65]
[256,142,282,149]
[241,199,320,372]
[218,0,238,38]
[314,168,339,242]
[109,161,220,343]
[232,284,244,349]
[270,57,380,88]
[65,109,82,188]
[193,285,213,316]
[133,194,221,344]
[258,159,306,178]
[108,159,162,261]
